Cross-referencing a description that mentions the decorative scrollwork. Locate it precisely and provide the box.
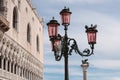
[52,36,94,60]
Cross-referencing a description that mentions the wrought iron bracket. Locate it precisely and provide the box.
[52,35,95,61]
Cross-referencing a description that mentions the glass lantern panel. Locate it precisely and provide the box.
[48,24,58,37]
[50,40,60,51]
[54,39,61,51]
[87,32,96,44]
[61,13,70,25]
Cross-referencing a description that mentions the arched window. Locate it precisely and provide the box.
[0,0,6,16]
[23,68,25,77]
[36,35,39,52]
[0,0,3,7]
[11,62,13,73]
[27,24,31,43]
[13,6,18,30]
[3,58,6,70]
[14,64,17,74]
[0,56,2,68]
[7,60,10,71]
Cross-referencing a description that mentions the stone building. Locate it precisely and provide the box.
[0,0,44,80]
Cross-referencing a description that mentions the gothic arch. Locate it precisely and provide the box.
[11,61,14,73]
[0,56,2,68]
[27,23,31,43]
[36,35,39,52]
[7,60,10,71]
[0,35,42,80]
[13,6,18,30]
[3,57,7,70]
[14,63,17,74]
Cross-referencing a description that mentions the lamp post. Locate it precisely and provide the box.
[46,7,98,80]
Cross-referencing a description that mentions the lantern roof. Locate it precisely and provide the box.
[60,6,72,15]
[85,24,98,32]
[47,17,60,26]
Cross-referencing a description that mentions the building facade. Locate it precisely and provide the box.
[0,0,44,80]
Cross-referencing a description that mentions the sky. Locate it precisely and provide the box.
[31,0,120,80]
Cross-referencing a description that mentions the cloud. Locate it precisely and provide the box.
[91,60,120,70]
[44,67,64,74]
[43,7,120,80]
[111,77,120,80]
[31,0,120,80]
[69,9,120,58]
[49,0,112,4]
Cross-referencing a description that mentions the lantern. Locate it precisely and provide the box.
[85,25,98,44]
[54,39,61,51]
[47,17,60,51]
[47,17,60,38]
[50,38,61,51]
[60,7,72,26]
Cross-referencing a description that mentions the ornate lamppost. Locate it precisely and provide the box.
[46,7,98,80]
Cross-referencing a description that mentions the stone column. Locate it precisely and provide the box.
[30,72,31,80]
[81,63,89,80]
[21,68,23,77]
[19,67,22,77]
[1,57,4,69]
[17,66,19,75]
[16,65,19,75]
[9,61,11,72]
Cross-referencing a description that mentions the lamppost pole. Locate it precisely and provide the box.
[64,25,69,80]
[64,52,69,80]
[46,7,98,80]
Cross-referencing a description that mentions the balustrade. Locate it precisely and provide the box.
[0,34,43,80]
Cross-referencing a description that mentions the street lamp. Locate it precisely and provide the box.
[46,7,98,80]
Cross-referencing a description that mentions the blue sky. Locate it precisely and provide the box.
[31,0,120,80]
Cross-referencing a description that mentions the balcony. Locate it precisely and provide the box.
[0,7,9,40]
[0,69,26,80]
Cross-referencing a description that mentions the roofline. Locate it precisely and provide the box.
[26,0,44,27]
